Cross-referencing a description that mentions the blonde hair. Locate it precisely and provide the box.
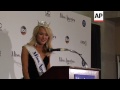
[27,21,53,55]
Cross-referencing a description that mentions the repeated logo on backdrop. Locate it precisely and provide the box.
[82,20,86,27]
[53,35,56,39]
[0,51,1,56]
[20,26,27,35]
[0,50,20,57]
[59,57,75,65]
[45,11,51,17]
[12,51,20,57]
[65,36,69,44]
[60,13,75,22]
[0,23,2,31]
[80,40,87,46]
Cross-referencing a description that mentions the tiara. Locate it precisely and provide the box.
[38,21,50,28]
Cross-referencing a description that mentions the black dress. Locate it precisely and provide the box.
[28,54,49,79]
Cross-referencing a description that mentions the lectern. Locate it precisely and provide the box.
[39,66,100,79]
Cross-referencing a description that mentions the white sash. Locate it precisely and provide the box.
[25,45,46,76]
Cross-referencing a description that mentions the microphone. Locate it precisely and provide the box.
[47,48,88,68]
[66,49,88,68]
[47,48,68,52]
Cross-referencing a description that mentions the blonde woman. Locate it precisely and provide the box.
[21,21,53,79]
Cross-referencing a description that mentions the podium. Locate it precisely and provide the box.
[39,66,100,79]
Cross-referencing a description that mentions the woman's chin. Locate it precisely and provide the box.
[39,43,46,45]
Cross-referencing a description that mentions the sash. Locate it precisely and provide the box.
[25,45,46,76]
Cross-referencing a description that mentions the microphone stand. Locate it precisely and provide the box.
[65,49,88,68]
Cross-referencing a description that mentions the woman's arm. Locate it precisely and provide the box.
[21,46,30,79]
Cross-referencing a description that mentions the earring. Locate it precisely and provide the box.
[35,43,37,47]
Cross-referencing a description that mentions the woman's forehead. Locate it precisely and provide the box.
[38,28,46,32]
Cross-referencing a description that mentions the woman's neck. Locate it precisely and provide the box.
[35,44,44,51]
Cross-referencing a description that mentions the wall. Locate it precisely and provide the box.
[115,22,120,54]
[73,11,117,79]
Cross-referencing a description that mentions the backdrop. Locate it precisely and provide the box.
[0,11,91,79]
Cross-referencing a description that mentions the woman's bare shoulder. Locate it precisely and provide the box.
[22,44,29,51]
[22,43,31,49]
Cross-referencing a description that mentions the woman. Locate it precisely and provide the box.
[21,21,53,79]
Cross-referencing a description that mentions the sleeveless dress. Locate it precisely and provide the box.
[28,53,49,79]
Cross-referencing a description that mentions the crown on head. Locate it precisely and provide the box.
[38,21,50,28]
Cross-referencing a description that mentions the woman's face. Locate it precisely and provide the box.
[36,28,49,45]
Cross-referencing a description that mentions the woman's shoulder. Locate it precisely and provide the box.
[21,44,29,55]
[22,43,32,48]
[22,45,27,51]
[22,44,31,51]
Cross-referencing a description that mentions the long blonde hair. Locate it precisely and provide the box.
[27,21,53,55]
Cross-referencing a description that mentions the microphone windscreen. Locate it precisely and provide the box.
[60,48,65,51]
[47,48,52,52]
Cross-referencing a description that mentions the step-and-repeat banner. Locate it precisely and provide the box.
[0,11,91,79]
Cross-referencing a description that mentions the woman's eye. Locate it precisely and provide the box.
[39,33,43,35]
[38,33,48,36]
[45,34,48,36]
